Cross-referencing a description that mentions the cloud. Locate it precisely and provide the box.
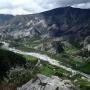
[0,0,90,15]
[72,2,90,9]
[0,8,30,15]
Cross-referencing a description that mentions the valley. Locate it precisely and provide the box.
[0,41,90,90]
[0,6,90,90]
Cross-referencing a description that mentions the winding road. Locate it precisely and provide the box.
[1,41,90,80]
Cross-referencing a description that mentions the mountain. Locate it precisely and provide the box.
[0,14,13,24]
[0,7,90,90]
[0,6,90,42]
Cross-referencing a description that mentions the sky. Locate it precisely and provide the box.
[0,0,90,15]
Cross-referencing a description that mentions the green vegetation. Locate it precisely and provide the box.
[0,48,90,90]
[0,48,26,80]
[10,38,90,74]
[24,55,38,61]
[1,37,90,90]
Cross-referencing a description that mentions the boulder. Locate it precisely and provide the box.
[17,74,74,90]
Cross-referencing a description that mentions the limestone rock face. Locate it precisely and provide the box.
[17,74,74,90]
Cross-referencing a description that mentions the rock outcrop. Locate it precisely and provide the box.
[17,74,74,90]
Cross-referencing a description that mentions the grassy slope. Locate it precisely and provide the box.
[12,39,90,74]
[25,55,90,90]
[3,38,90,89]
[0,48,26,80]
[0,48,90,90]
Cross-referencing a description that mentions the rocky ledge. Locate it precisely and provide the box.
[17,74,74,90]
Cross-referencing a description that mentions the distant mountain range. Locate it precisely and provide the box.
[0,6,90,44]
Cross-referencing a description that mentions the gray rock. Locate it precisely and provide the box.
[17,74,74,90]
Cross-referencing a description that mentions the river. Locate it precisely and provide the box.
[1,41,90,80]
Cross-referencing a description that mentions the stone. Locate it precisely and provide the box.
[17,74,74,90]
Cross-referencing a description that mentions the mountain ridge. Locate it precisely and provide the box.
[0,6,90,46]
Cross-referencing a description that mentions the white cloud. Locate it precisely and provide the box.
[0,8,30,15]
[72,2,90,9]
[0,0,90,15]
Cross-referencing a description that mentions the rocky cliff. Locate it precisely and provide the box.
[17,74,74,90]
